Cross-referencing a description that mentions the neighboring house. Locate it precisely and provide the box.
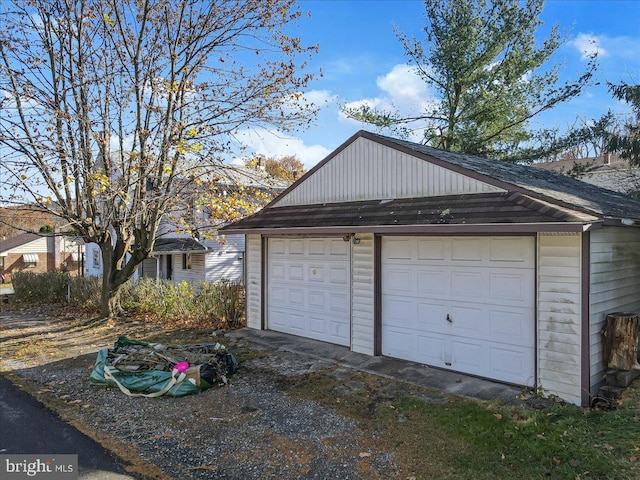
[138,235,245,284]
[0,232,84,281]
[533,153,640,198]
[221,130,640,407]
[87,165,282,285]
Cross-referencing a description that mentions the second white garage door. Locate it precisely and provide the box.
[382,236,535,386]
[268,237,351,346]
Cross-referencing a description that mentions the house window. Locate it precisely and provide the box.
[182,253,192,270]
[22,253,39,268]
[93,249,100,268]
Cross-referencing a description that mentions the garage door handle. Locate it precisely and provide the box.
[446,314,452,323]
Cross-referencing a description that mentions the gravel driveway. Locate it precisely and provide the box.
[0,307,404,479]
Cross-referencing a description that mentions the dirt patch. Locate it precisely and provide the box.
[0,306,404,479]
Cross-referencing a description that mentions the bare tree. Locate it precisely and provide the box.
[0,0,317,317]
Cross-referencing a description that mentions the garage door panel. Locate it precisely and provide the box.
[489,309,531,345]
[288,264,304,281]
[329,265,349,284]
[308,265,325,282]
[417,238,445,260]
[417,269,447,295]
[382,328,417,357]
[329,239,350,256]
[489,271,534,305]
[451,271,483,298]
[451,238,483,261]
[385,238,413,259]
[271,263,285,280]
[329,292,350,314]
[490,237,530,263]
[308,239,325,255]
[382,236,535,386]
[289,240,304,254]
[417,335,446,364]
[490,348,533,384]
[383,297,417,328]
[288,288,305,306]
[451,339,483,371]
[450,305,484,335]
[417,302,447,330]
[268,237,351,347]
[385,268,413,294]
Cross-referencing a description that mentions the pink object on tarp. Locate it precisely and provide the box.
[174,362,189,373]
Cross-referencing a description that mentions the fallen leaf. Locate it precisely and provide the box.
[552,458,561,465]
[569,459,580,467]
[536,434,546,441]
[603,444,614,451]
[494,413,502,420]
[630,456,637,463]
[359,452,371,458]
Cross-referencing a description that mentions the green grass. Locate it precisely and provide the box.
[283,370,640,480]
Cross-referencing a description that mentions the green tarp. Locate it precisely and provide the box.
[90,336,238,397]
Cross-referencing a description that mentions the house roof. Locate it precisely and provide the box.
[376,134,640,221]
[221,131,640,234]
[152,238,207,254]
[0,233,42,254]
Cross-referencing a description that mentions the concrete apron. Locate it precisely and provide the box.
[226,328,526,407]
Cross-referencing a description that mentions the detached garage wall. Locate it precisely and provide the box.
[589,227,640,395]
[351,233,375,355]
[537,233,583,405]
[245,234,262,330]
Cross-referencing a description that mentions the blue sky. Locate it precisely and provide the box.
[237,0,640,168]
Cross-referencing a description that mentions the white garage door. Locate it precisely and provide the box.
[382,236,535,386]
[268,237,351,346]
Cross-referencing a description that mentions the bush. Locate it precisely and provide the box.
[12,270,70,303]
[68,276,102,311]
[127,278,245,328]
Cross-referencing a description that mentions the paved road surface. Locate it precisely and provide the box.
[0,375,138,479]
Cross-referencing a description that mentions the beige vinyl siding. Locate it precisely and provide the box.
[8,236,48,254]
[273,137,503,207]
[174,253,205,283]
[204,251,244,284]
[589,227,640,394]
[140,258,158,278]
[245,234,262,330]
[351,233,375,355]
[537,233,583,405]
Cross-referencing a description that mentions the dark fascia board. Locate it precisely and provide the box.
[222,222,600,236]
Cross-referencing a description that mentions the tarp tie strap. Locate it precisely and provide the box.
[103,365,187,398]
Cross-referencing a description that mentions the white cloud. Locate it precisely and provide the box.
[570,33,609,60]
[234,128,331,168]
[338,64,437,143]
[303,89,338,106]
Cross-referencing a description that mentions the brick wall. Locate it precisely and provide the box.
[1,252,54,282]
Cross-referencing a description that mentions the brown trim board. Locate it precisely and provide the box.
[581,232,591,407]
[374,235,382,356]
[223,222,598,236]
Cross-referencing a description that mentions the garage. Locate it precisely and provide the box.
[223,130,640,406]
[382,236,535,386]
[267,237,351,346]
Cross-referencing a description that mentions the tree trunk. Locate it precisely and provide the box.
[100,275,123,319]
[602,312,640,370]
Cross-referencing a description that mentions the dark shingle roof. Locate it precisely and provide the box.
[223,192,598,232]
[153,238,207,253]
[378,133,640,221]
